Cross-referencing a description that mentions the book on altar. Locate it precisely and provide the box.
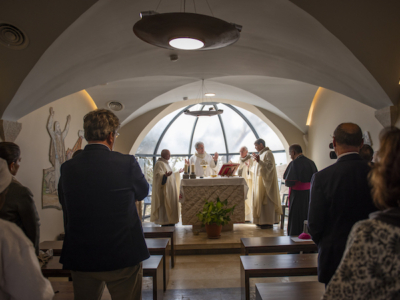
[218,163,240,176]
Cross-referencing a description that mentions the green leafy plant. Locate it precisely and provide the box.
[196,197,236,226]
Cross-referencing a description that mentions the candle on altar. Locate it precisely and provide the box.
[184,164,188,173]
[191,164,195,174]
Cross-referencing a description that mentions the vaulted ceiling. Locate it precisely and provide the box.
[1,0,399,133]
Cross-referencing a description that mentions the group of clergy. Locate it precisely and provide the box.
[150,139,318,235]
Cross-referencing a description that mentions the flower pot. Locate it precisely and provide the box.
[205,224,222,239]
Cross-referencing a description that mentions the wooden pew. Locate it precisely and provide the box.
[59,226,176,268]
[255,281,325,300]
[43,255,164,300]
[241,236,317,255]
[143,227,176,268]
[41,238,170,292]
[240,253,318,300]
[39,239,170,291]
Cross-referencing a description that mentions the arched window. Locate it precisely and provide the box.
[136,104,287,184]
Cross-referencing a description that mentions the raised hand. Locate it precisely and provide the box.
[185,159,189,165]
[213,152,219,161]
[165,171,173,177]
[252,153,260,163]
[179,168,184,173]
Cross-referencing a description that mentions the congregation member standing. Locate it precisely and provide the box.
[359,143,374,164]
[252,139,282,228]
[236,146,254,222]
[151,149,183,226]
[0,158,54,300]
[58,109,150,300]
[308,123,377,286]
[283,144,317,236]
[0,142,40,255]
[323,127,400,299]
[186,141,219,177]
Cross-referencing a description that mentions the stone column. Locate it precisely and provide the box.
[375,106,398,127]
[0,120,22,142]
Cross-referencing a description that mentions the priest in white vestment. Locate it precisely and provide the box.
[251,139,282,228]
[151,149,183,225]
[231,146,254,221]
[186,141,219,177]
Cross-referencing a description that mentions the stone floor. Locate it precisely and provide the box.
[143,216,289,251]
[92,253,317,300]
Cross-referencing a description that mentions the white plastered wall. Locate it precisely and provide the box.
[14,91,96,241]
[307,88,383,170]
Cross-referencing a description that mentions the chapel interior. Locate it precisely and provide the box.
[1,0,400,299]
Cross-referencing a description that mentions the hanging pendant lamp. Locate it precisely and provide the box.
[184,80,223,116]
[133,9,242,51]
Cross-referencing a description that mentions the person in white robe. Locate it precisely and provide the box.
[251,139,282,228]
[237,146,254,222]
[151,150,183,225]
[185,141,219,177]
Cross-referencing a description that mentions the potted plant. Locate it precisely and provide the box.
[196,197,236,239]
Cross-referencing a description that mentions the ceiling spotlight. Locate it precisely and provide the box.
[133,12,242,51]
[204,93,216,97]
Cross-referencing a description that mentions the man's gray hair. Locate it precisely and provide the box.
[254,139,265,147]
[84,109,120,141]
[195,141,204,149]
[240,146,248,151]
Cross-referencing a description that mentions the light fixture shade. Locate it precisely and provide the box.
[133,12,241,50]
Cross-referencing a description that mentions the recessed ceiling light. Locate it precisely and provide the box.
[107,101,124,111]
[169,38,204,50]
[204,93,216,97]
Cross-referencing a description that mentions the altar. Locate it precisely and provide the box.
[179,177,248,228]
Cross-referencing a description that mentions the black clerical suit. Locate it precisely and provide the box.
[308,153,377,284]
[58,144,150,272]
[284,155,318,236]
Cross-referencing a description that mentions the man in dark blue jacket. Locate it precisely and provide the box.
[308,123,377,286]
[58,109,149,300]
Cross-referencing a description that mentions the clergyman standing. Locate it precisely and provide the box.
[151,149,183,226]
[308,123,377,286]
[58,109,149,300]
[283,144,317,236]
[252,139,282,228]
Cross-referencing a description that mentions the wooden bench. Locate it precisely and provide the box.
[59,227,176,268]
[145,238,170,292]
[40,238,170,291]
[255,281,325,300]
[143,227,176,268]
[240,253,318,300]
[43,255,164,300]
[241,236,317,255]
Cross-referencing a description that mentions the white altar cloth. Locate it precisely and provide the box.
[179,177,248,225]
